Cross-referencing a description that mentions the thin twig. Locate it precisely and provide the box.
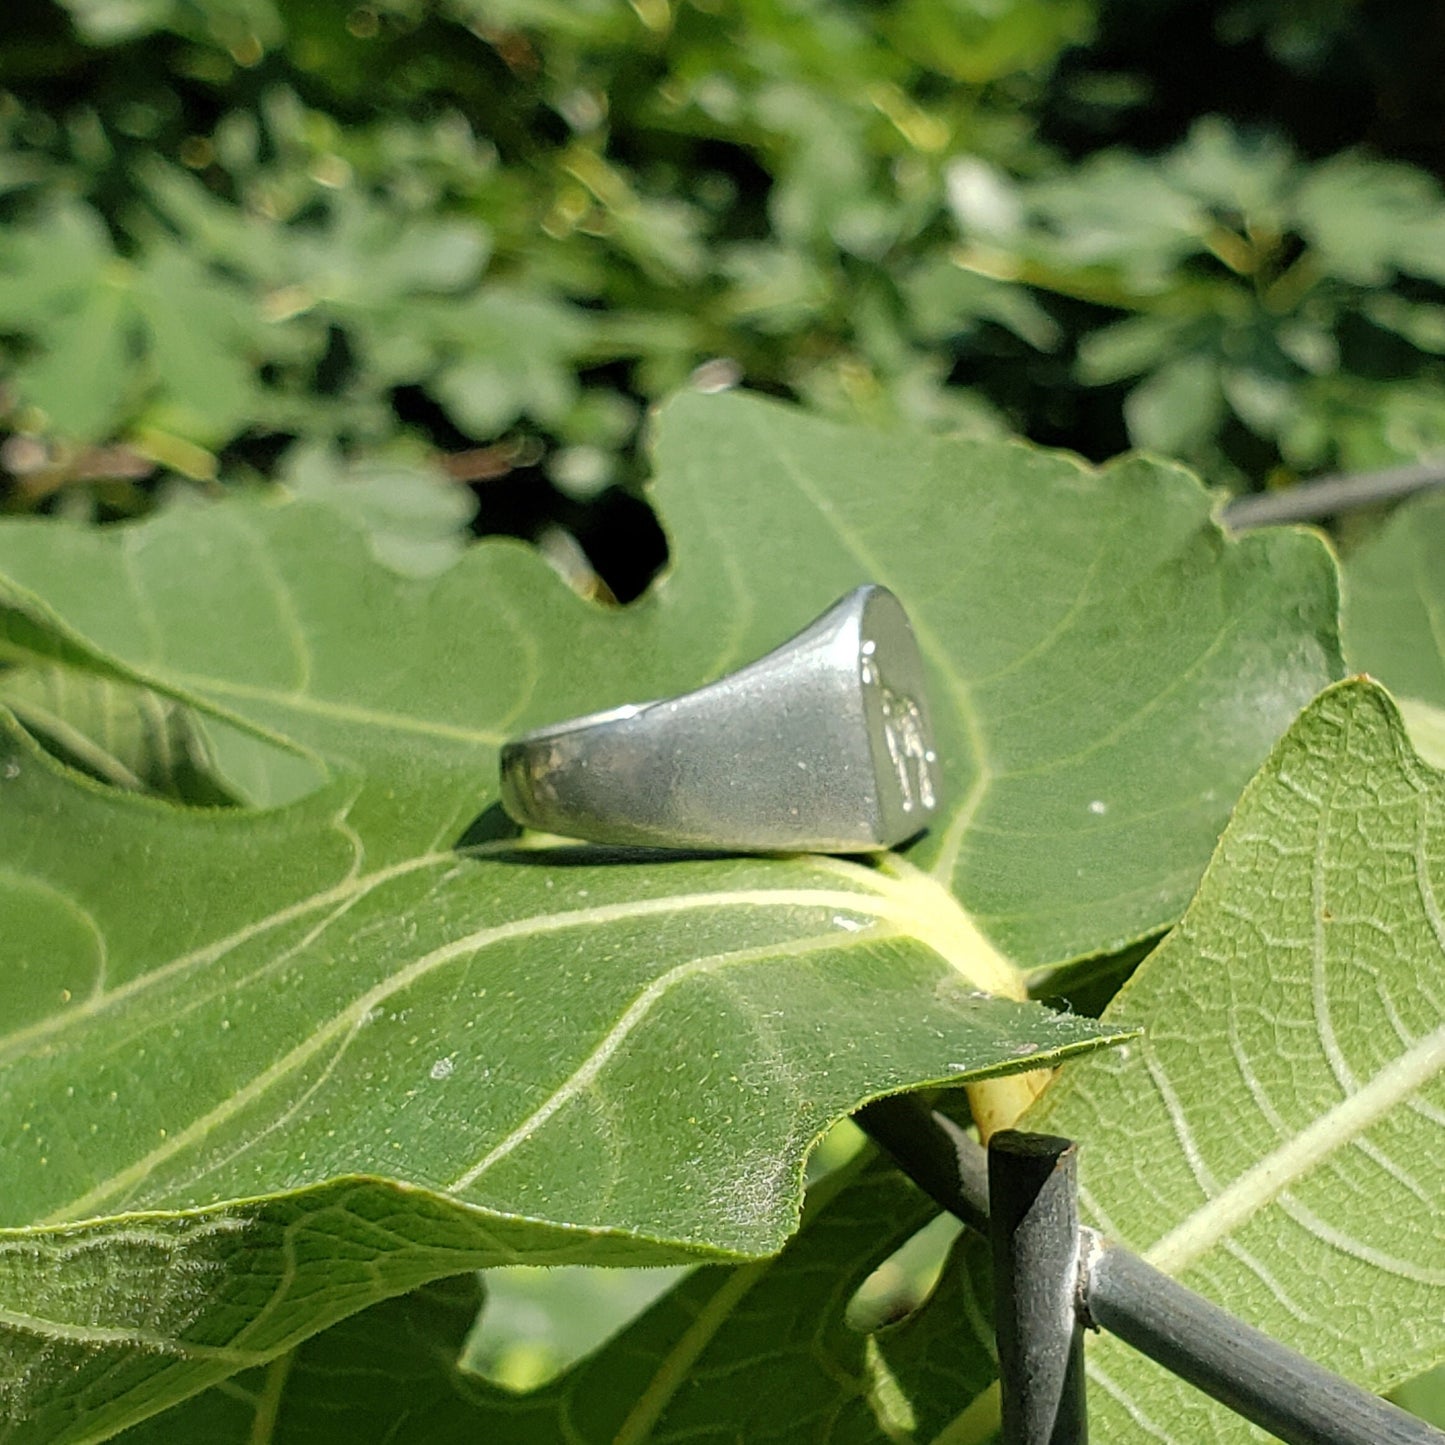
[1223,460,1445,530]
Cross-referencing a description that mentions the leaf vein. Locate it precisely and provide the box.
[1146,1022,1445,1275]
[449,926,900,1192]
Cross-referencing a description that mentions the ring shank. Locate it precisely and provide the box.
[499,586,939,852]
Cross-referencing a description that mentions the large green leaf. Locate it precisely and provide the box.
[1342,488,1445,767]
[0,392,1338,1439]
[112,1153,954,1445]
[1025,680,1445,1438]
[0,392,1341,960]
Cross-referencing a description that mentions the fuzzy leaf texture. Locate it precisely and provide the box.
[0,392,1340,1440]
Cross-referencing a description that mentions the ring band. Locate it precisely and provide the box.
[499,585,940,853]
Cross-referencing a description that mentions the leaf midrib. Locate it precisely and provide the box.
[0,1303,267,1367]
[1145,714,1445,1277]
[170,671,508,747]
[445,924,908,1192]
[1145,1020,1445,1276]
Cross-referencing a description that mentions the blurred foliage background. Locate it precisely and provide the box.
[3,0,1445,595]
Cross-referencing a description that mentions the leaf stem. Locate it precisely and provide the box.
[965,1068,1053,1143]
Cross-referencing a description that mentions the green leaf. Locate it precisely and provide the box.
[276,203,490,313]
[23,285,134,441]
[1022,152,1207,288]
[277,441,479,579]
[0,391,1339,1437]
[1162,117,1293,228]
[109,1275,492,1445]
[1123,352,1225,454]
[2,391,1339,967]
[0,203,113,326]
[1342,488,1445,709]
[367,218,492,297]
[900,257,1063,351]
[1394,1365,1445,1431]
[1220,363,1298,440]
[1361,295,1445,356]
[130,244,264,444]
[717,242,831,334]
[0,201,267,446]
[1342,488,1445,767]
[1294,153,1445,287]
[112,1153,962,1445]
[1074,314,1196,386]
[668,682,1445,1443]
[55,0,283,47]
[431,289,588,436]
[1018,680,1445,1437]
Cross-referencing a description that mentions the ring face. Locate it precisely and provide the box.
[499,585,941,853]
[858,591,939,841]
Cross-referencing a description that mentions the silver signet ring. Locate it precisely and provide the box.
[498,585,940,853]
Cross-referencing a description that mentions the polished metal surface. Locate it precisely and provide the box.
[498,585,940,852]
